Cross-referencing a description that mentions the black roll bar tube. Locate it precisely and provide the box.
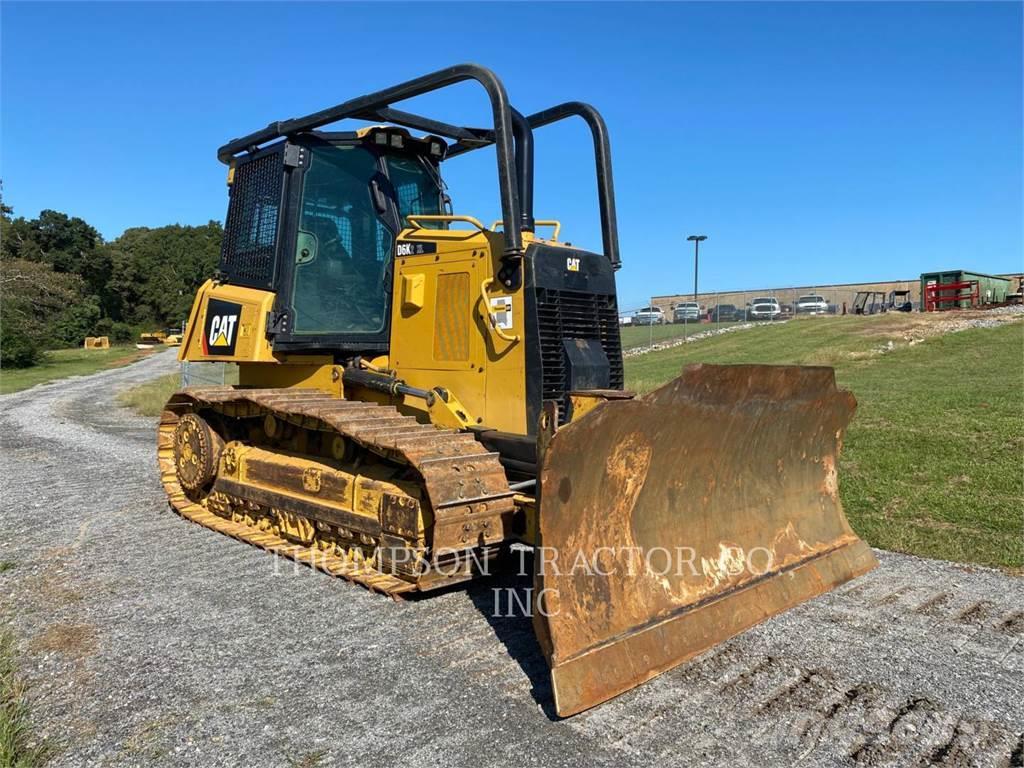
[525,103,620,270]
[353,106,492,145]
[216,64,524,259]
[447,101,620,270]
[510,108,535,233]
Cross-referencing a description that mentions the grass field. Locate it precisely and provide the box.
[117,374,181,417]
[625,314,1024,570]
[0,628,47,768]
[117,364,238,416]
[0,347,159,395]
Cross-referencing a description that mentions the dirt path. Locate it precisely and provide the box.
[1,352,1021,767]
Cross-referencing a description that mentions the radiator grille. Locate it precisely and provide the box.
[535,288,624,424]
[219,151,285,288]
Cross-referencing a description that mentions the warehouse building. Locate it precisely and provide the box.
[650,273,1023,316]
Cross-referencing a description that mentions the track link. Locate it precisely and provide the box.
[158,386,516,597]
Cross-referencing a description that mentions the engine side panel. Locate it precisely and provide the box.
[389,227,529,434]
[179,280,278,364]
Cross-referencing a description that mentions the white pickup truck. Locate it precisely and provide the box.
[634,306,667,326]
[795,294,829,315]
[748,297,781,321]
[672,302,702,322]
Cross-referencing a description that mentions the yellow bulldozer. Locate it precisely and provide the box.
[139,328,184,347]
[158,64,876,717]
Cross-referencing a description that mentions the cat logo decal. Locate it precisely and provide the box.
[202,299,242,356]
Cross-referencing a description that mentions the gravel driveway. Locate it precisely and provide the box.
[1,351,1022,767]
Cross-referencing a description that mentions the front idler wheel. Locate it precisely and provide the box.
[173,412,223,497]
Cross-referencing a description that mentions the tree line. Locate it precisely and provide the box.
[1,195,222,367]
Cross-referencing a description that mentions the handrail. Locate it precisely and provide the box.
[491,219,561,241]
[406,214,487,232]
[479,278,520,344]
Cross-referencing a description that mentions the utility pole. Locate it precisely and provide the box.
[687,235,707,301]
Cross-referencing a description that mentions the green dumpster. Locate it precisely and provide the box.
[920,270,1011,310]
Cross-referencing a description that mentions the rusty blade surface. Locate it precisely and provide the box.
[533,364,878,717]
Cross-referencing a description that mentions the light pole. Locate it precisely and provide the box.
[687,235,707,302]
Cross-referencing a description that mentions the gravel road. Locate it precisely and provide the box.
[1,351,1022,767]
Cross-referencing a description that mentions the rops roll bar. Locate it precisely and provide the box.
[216,64,524,260]
[216,65,621,271]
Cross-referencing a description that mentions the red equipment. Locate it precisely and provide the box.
[924,280,979,312]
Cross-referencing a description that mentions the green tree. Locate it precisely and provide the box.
[1,188,224,365]
[1,199,114,349]
[106,221,222,326]
[1,259,85,367]
[2,208,101,272]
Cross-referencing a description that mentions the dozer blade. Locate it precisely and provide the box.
[533,364,878,717]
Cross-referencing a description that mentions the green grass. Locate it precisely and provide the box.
[0,629,48,768]
[117,364,238,417]
[0,347,159,395]
[116,373,181,417]
[624,315,1024,570]
[625,315,916,391]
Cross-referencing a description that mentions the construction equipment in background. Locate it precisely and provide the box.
[83,336,110,350]
[1008,277,1023,305]
[852,291,888,315]
[888,290,913,312]
[138,327,184,349]
[139,330,168,346]
[156,64,876,717]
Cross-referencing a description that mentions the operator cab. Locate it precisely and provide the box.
[218,127,448,354]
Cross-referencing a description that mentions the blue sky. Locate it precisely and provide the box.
[2,2,1021,309]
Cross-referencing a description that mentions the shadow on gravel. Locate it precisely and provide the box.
[463,552,560,720]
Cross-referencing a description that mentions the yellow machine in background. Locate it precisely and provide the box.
[159,64,876,717]
[139,329,183,348]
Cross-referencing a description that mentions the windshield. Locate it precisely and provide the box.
[385,155,443,225]
[753,297,775,304]
[799,295,824,303]
[677,303,698,309]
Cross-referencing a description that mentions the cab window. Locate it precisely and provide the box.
[386,155,443,227]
